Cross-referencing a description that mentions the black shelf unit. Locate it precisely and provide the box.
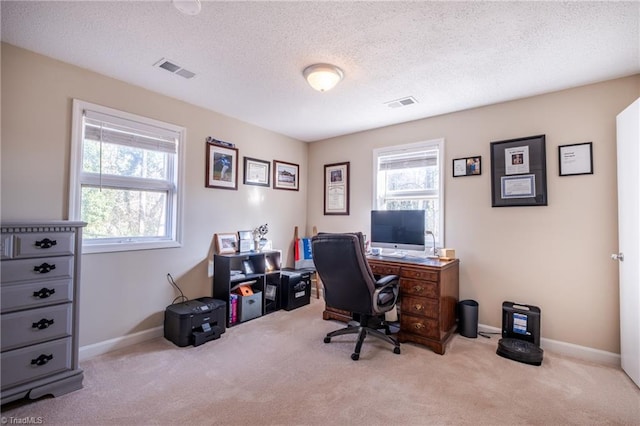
[213,250,281,327]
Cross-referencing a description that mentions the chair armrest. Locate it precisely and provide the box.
[375,274,399,289]
[372,275,399,314]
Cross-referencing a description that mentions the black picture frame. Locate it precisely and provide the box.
[490,135,547,207]
[243,157,270,187]
[453,156,481,177]
[559,142,593,176]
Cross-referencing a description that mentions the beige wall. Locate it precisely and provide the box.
[308,75,640,353]
[3,41,639,355]
[1,44,309,346]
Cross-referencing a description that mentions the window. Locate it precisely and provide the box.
[373,138,444,248]
[70,100,184,253]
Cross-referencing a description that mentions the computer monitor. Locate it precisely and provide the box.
[370,210,426,252]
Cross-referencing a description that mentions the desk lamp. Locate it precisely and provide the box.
[426,230,438,259]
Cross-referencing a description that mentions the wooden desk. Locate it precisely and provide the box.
[322,255,460,355]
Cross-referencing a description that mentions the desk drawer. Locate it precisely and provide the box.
[0,337,72,389]
[401,268,438,282]
[1,304,73,351]
[1,256,74,284]
[370,263,400,276]
[402,296,438,319]
[1,278,73,313]
[400,278,438,298]
[400,313,439,340]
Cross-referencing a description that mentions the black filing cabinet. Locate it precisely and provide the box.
[280,270,311,311]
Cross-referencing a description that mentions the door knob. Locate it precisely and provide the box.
[611,253,624,261]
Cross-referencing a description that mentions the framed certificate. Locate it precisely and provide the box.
[324,161,350,215]
[490,135,547,207]
[559,142,593,176]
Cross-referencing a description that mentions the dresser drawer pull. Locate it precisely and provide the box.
[413,323,425,330]
[31,354,54,366]
[32,318,55,330]
[33,263,56,273]
[35,238,57,249]
[412,285,424,293]
[33,287,56,299]
[413,304,424,312]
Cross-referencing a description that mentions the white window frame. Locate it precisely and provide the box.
[372,138,445,249]
[69,99,184,253]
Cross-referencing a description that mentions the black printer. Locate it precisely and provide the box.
[164,297,226,347]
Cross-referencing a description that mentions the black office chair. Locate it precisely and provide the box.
[311,232,401,360]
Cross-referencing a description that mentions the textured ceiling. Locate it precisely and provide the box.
[1,1,639,142]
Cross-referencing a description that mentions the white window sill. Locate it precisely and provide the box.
[82,240,181,254]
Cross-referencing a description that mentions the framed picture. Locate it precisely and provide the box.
[559,142,593,176]
[324,161,350,215]
[206,142,238,190]
[243,157,270,187]
[215,233,238,254]
[453,156,482,177]
[273,160,299,191]
[242,260,254,274]
[490,135,547,207]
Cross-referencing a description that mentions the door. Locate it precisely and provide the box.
[616,98,640,388]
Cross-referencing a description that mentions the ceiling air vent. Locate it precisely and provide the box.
[154,58,196,79]
[385,96,418,109]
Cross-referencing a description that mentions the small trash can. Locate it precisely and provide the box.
[458,299,478,338]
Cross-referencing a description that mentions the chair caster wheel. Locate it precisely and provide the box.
[324,337,331,343]
[393,347,401,355]
[351,353,360,361]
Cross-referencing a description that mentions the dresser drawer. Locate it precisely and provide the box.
[400,313,440,340]
[1,278,73,313]
[370,263,401,276]
[0,337,72,389]
[1,304,73,351]
[12,232,75,258]
[1,256,74,284]
[401,267,439,282]
[400,278,438,298]
[402,296,438,319]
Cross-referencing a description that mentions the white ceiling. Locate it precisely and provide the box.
[1,1,639,142]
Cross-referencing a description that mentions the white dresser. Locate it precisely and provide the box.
[1,221,85,404]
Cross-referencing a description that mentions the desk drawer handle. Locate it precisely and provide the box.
[32,318,55,330]
[31,354,53,366]
[413,304,424,312]
[33,263,56,274]
[35,238,57,249]
[412,285,424,293]
[33,288,56,299]
[413,323,425,330]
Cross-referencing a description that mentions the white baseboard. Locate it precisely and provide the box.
[79,326,163,361]
[478,324,621,367]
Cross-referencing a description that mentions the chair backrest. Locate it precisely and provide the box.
[311,232,377,315]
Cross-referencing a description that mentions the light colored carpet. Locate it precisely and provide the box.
[2,298,639,425]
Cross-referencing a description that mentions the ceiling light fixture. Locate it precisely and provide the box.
[303,64,344,92]
[173,0,201,16]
